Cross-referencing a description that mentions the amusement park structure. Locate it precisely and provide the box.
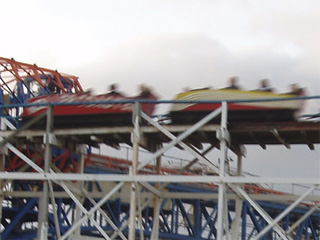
[0,56,319,240]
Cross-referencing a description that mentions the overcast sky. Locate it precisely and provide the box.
[2,0,320,97]
[2,0,319,180]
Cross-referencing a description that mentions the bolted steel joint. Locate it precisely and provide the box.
[216,128,230,144]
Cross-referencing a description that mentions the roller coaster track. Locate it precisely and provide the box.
[0,57,83,94]
[88,153,289,196]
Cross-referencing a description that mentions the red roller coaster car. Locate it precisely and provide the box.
[22,92,157,128]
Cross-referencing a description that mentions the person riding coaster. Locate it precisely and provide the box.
[22,84,158,128]
[169,85,305,124]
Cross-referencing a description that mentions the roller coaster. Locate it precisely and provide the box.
[0,56,319,239]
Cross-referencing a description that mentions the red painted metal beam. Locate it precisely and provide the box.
[0,56,83,93]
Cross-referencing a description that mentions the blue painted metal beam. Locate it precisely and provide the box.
[2,198,38,239]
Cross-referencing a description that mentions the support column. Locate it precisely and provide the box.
[217,101,229,239]
[151,146,162,239]
[286,202,320,236]
[254,186,315,239]
[128,102,141,240]
[37,105,53,240]
[0,155,4,240]
[0,118,8,240]
[72,144,86,239]
[231,147,244,239]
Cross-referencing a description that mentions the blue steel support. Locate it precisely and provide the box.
[201,202,217,239]
[60,200,73,227]
[142,204,150,234]
[147,204,154,233]
[308,217,318,240]
[105,201,118,227]
[159,199,172,233]
[14,83,26,116]
[0,88,7,117]
[306,221,310,240]
[1,184,319,239]
[86,197,94,227]
[176,198,195,236]
[172,198,178,233]
[0,75,21,109]
[242,201,248,240]
[296,220,305,239]
[114,198,122,228]
[260,217,273,240]
[247,204,263,233]
[1,198,38,239]
[211,211,218,239]
[1,148,320,240]
[194,199,201,238]
[228,209,232,230]
[283,214,290,231]
[159,209,170,233]
[57,198,64,235]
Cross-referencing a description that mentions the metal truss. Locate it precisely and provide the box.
[0,57,83,96]
[0,57,83,126]
[0,100,319,240]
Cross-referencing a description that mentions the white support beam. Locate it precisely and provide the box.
[150,151,161,240]
[135,183,145,240]
[111,193,156,240]
[140,110,221,173]
[230,184,292,240]
[223,188,230,240]
[81,188,128,240]
[59,180,111,240]
[60,182,124,240]
[73,145,86,239]
[254,185,316,240]
[0,124,220,139]
[0,118,9,240]
[139,181,161,197]
[217,101,229,240]
[37,106,53,240]
[286,202,320,235]
[48,180,61,239]
[1,117,17,130]
[128,102,141,240]
[110,146,217,240]
[1,140,43,173]
[0,172,319,186]
[271,128,290,149]
[231,151,244,239]
[0,154,5,240]
[2,189,320,202]
[150,197,162,239]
